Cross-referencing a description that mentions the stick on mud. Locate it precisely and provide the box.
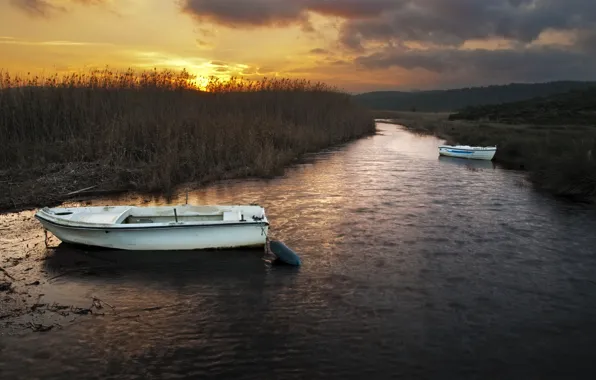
[0,267,15,281]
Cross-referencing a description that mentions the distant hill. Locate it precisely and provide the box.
[448,86,596,125]
[353,81,596,112]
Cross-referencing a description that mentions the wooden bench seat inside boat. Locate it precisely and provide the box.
[120,206,243,224]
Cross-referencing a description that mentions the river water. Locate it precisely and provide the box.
[1,122,596,379]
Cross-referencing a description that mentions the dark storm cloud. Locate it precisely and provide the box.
[9,0,64,17]
[180,1,596,53]
[306,0,399,18]
[355,46,596,82]
[309,48,329,55]
[181,0,305,28]
[341,0,596,83]
[576,29,596,53]
[10,0,108,17]
[181,0,398,28]
[339,0,596,50]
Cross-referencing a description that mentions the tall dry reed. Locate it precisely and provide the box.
[0,68,375,197]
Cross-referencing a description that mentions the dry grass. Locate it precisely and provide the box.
[379,111,596,201]
[0,68,375,211]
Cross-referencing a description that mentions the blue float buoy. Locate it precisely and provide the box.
[269,240,301,266]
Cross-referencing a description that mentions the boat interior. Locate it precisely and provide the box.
[122,214,227,224]
[121,207,250,224]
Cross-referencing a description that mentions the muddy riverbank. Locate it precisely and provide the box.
[0,161,251,213]
[0,210,73,332]
[0,163,128,213]
[0,210,116,333]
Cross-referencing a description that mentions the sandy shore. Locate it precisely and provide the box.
[0,210,117,334]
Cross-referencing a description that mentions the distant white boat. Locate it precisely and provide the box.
[35,204,269,251]
[438,145,497,161]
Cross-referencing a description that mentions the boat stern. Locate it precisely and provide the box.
[243,205,269,225]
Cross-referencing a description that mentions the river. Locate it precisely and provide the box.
[1,122,596,379]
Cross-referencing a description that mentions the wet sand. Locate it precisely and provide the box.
[0,209,119,334]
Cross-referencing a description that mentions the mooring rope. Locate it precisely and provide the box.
[262,223,271,257]
[43,229,49,248]
[43,228,58,249]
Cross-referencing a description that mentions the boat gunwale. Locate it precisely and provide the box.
[34,213,269,231]
[439,145,497,151]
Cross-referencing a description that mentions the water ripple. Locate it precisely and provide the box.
[2,123,596,379]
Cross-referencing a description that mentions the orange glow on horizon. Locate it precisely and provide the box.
[1,0,588,92]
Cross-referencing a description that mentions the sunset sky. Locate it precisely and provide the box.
[1,0,596,92]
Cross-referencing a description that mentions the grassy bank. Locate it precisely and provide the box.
[375,111,596,201]
[0,68,375,212]
[449,86,596,125]
[354,81,596,112]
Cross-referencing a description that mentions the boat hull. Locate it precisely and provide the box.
[37,217,269,251]
[438,146,496,161]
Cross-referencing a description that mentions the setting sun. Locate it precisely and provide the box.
[2,0,594,92]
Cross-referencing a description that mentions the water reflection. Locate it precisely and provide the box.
[438,155,496,170]
[42,244,272,285]
[2,122,596,379]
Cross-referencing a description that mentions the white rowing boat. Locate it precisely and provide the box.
[35,204,269,251]
[438,145,497,161]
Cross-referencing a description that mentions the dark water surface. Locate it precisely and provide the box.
[2,122,596,379]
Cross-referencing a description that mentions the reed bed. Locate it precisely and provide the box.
[0,68,375,211]
[376,111,596,201]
